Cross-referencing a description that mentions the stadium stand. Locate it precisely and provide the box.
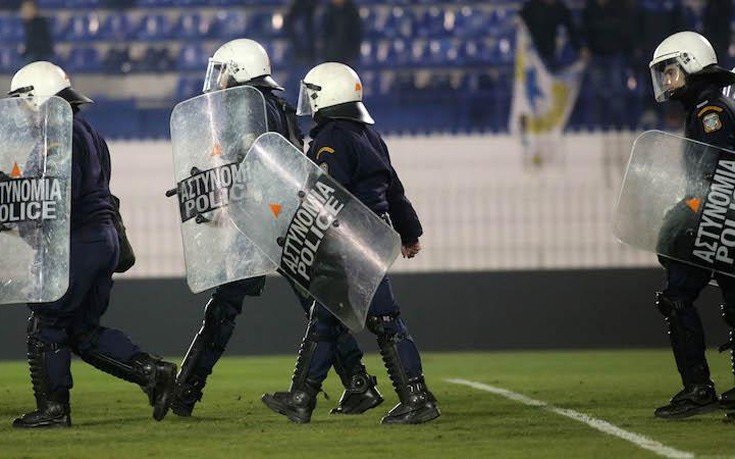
[0,0,712,138]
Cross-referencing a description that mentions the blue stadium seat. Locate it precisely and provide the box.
[136,0,176,7]
[383,7,413,39]
[102,46,131,74]
[262,41,289,69]
[132,46,174,73]
[58,0,100,7]
[491,36,515,66]
[0,16,24,43]
[64,46,101,73]
[359,7,380,38]
[177,43,207,71]
[460,40,493,65]
[454,6,491,39]
[425,38,458,66]
[359,70,377,97]
[210,10,250,40]
[172,0,211,6]
[248,11,282,38]
[99,13,132,41]
[134,14,172,41]
[37,0,67,8]
[386,39,411,67]
[175,76,204,101]
[360,41,378,68]
[173,12,211,39]
[415,7,449,38]
[0,47,22,73]
[62,13,102,42]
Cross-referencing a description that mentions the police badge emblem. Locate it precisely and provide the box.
[702,111,722,133]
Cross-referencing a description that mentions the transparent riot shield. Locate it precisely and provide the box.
[0,96,72,305]
[228,132,402,332]
[170,86,277,293]
[614,129,735,275]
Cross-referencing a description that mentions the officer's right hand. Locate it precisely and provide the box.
[401,240,421,259]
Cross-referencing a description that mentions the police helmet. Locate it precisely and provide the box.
[9,61,93,108]
[649,31,735,102]
[296,62,374,124]
[202,38,283,93]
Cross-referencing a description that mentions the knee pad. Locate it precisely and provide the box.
[655,292,690,317]
[27,313,68,349]
[202,299,238,350]
[366,313,406,342]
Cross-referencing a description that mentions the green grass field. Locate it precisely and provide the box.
[1,350,734,459]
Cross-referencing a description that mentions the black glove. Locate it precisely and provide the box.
[656,198,700,260]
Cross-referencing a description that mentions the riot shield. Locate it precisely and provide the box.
[228,132,402,332]
[614,129,735,275]
[170,86,277,293]
[0,96,72,305]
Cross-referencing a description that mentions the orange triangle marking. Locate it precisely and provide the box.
[210,143,222,157]
[10,162,21,177]
[269,204,282,218]
[685,197,701,213]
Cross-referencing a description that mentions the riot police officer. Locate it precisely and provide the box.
[261,62,441,425]
[171,39,382,417]
[648,31,735,421]
[9,61,177,428]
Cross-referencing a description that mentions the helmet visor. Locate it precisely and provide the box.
[650,58,687,102]
[296,80,321,117]
[202,59,229,93]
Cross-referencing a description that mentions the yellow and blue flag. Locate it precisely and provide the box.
[509,20,586,136]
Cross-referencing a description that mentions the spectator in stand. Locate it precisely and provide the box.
[320,0,363,68]
[702,0,732,69]
[580,0,635,129]
[285,0,320,67]
[19,0,54,63]
[519,0,588,71]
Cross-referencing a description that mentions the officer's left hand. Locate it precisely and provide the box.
[401,240,421,259]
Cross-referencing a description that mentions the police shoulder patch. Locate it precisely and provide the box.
[316,146,335,160]
[702,111,723,133]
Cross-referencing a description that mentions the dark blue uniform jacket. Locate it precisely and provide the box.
[70,114,114,230]
[307,119,422,244]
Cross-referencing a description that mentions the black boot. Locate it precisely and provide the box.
[381,376,440,425]
[330,368,383,415]
[171,376,205,417]
[171,328,209,417]
[13,394,71,429]
[366,315,440,425]
[654,384,719,419]
[261,379,321,424]
[262,308,324,423]
[654,294,717,419]
[80,351,176,421]
[13,337,71,428]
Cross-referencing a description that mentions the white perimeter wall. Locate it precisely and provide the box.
[109,132,658,279]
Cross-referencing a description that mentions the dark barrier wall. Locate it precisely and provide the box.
[0,268,729,360]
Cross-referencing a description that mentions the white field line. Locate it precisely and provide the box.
[446,378,695,459]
